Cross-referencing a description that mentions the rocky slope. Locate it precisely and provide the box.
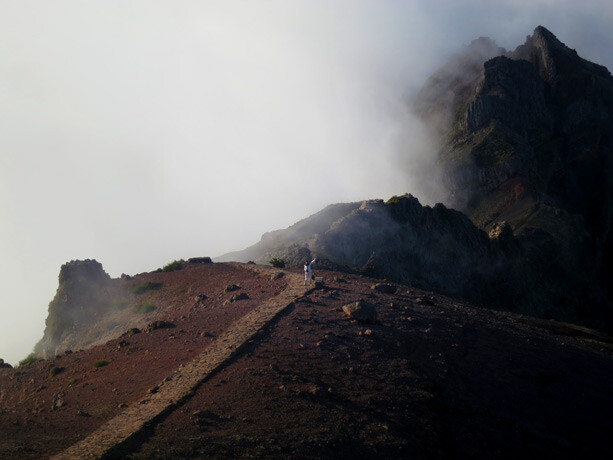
[416,25,613,325]
[1,262,612,459]
[219,26,613,332]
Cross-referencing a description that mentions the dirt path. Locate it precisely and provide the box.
[52,266,307,460]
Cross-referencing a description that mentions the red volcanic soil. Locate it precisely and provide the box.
[0,263,287,459]
[1,263,613,459]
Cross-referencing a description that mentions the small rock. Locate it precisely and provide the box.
[118,403,127,408]
[52,393,65,410]
[230,293,249,302]
[225,284,241,292]
[371,283,397,294]
[77,409,90,417]
[364,329,373,336]
[146,321,175,332]
[271,272,285,280]
[194,294,208,302]
[122,328,141,337]
[342,300,378,323]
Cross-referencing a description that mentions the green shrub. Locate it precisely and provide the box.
[48,365,64,378]
[67,378,80,387]
[134,302,156,314]
[162,260,184,272]
[131,281,162,294]
[18,353,37,367]
[110,298,128,310]
[269,257,286,268]
[94,359,109,368]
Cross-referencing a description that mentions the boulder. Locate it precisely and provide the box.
[225,284,241,292]
[188,257,213,264]
[230,293,250,302]
[0,358,13,369]
[371,283,397,294]
[146,321,175,332]
[342,300,378,323]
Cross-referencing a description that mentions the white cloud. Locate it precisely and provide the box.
[1,0,612,364]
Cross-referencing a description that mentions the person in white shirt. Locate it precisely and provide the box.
[304,257,317,285]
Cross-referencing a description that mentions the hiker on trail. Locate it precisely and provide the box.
[304,257,317,286]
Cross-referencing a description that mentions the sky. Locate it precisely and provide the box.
[1,0,613,365]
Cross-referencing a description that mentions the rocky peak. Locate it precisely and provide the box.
[512,25,610,82]
[58,259,110,286]
[36,259,113,358]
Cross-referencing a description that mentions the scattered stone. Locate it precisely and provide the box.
[308,385,325,397]
[122,328,141,337]
[194,294,208,303]
[200,331,214,338]
[364,329,373,336]
[52,393,65,410]
[117,340,129,349]
[415,297,435,306]
[225,284,241,292]
[230,293,249,302]
[146,321,175,332]
[342,300,378,324]
[371,283,397,294]
[188,257,213,264]
[488,221,513,242]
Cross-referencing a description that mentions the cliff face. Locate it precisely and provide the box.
[219,27,613,330]
[415,25,613,329]
[35,260,116,358]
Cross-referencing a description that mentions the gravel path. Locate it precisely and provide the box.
[52,265,307,460]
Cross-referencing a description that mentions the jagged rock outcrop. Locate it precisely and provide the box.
[414,25,613,330]
[35,259,115,358]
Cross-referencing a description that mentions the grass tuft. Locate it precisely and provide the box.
[18,353,37,367]
[131,281,162,295]
[134,302,156,314]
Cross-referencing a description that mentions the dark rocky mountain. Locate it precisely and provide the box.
[219,26,613,332]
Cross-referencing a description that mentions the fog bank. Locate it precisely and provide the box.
[2,0,613,364]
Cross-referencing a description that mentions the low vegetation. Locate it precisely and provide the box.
[131,281,162,294]
[134,302,156,314]
[48,364,64,378]
[162,259,184,272]
[94,359,109,368]
[110,298,128,310]
[18,353,37,367]
[269,257,286,268]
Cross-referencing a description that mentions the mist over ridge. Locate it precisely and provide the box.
[2,0,613,364]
